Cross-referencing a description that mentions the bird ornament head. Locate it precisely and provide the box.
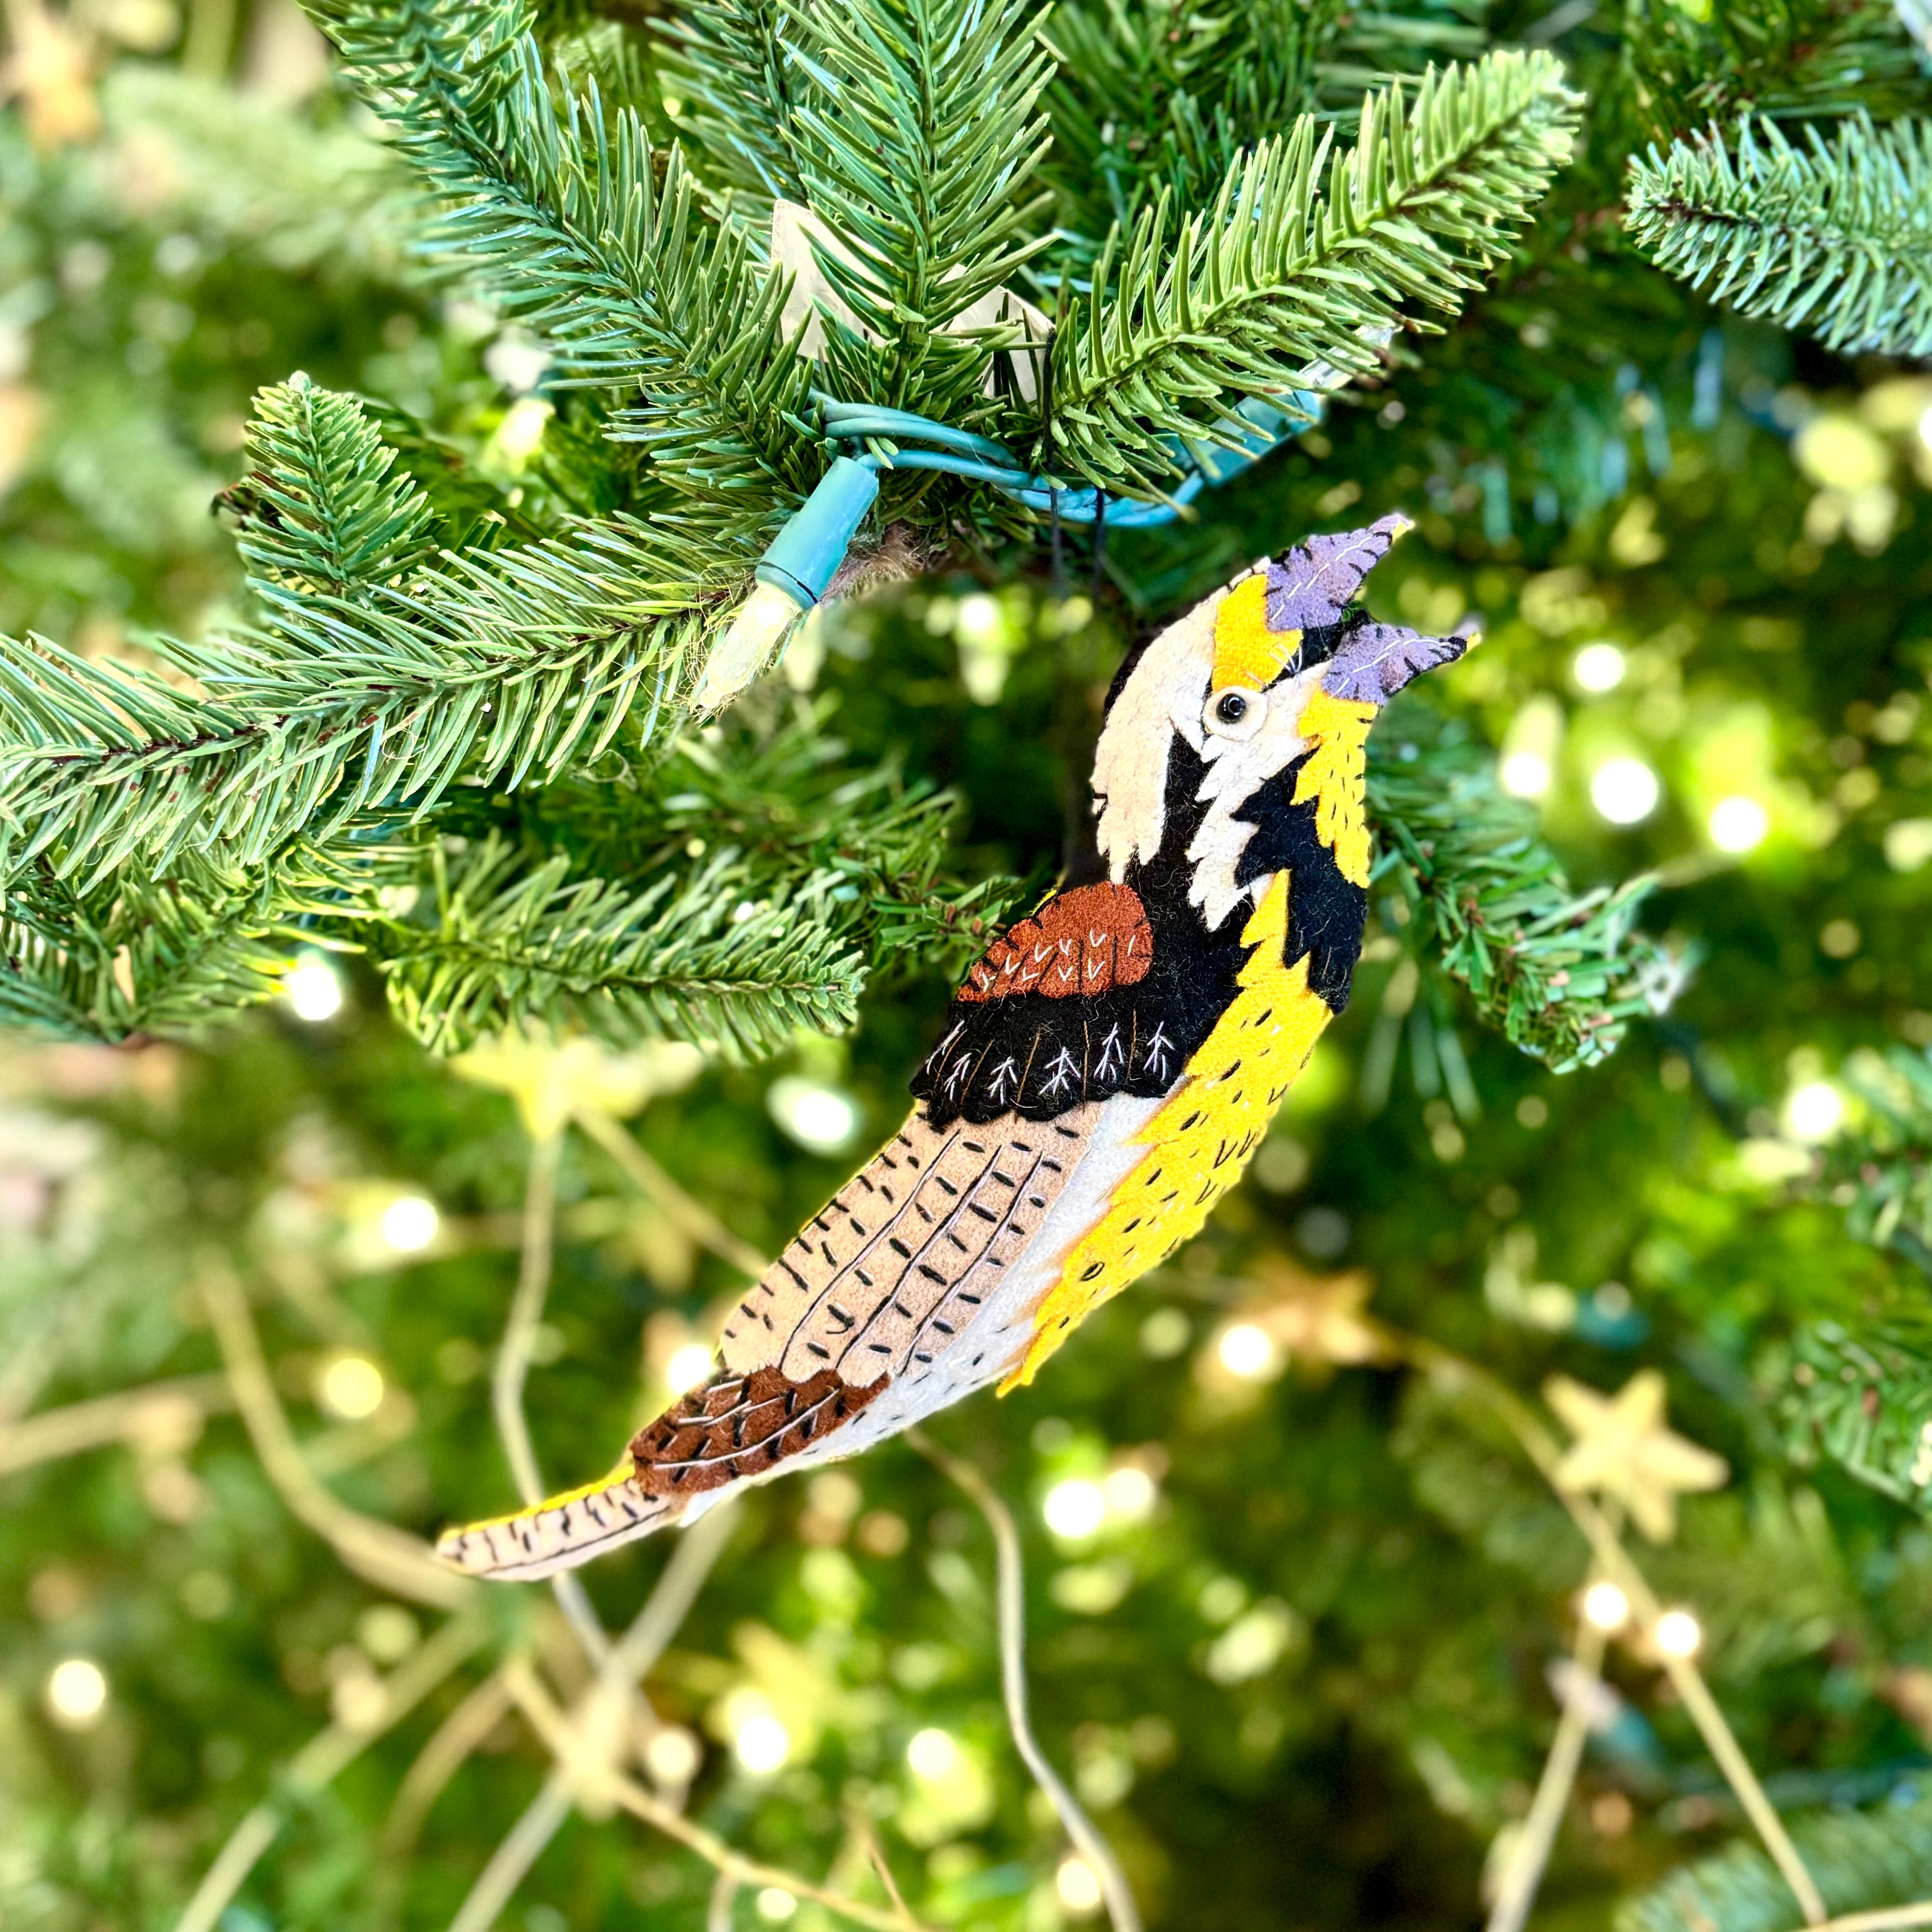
[436,513,1473,1582]
[1093,511,1474,930]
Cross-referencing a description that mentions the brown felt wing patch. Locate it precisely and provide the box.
[630,1366,887,1496]
[958,881,1153,1001]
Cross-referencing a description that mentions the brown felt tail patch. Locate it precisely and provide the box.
[630,1365,887,1495]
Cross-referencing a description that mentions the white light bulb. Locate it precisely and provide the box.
[732,1712,792,1775]
[906,1727,961,1779]
[1217,1322,1278,1380]
[378,1194,440,1253]
[644,1725,703,1785]
[1591,757,1660,826]
[1783,1080,1844,1143]
[1708,795,1769,853]
[283,957,343,1022]
[766,1077,860,1156]
[1653,1608,1703,1658]
[1581,1581,1630,1632]
[1055,1855,1104,1916]
[664,1343,715,1396]
[1500,751,1553,799]
[45,1657,108,1729]
[696,582,807,712]
[1572,642,1627,693]
[1101,1465,1158,1522]
[318,1355,385,1421]
[1042,1478,1106,1540]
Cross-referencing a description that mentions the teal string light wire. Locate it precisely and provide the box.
[809,389,1322,528]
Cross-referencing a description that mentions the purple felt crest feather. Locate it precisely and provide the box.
[1323,622,1472,705]
[1264,511,1413,633]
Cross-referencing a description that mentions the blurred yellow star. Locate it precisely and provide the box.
[1545,1369,1728,1543]
[451,1027,703,1139]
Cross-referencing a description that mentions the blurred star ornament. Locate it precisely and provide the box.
[439,516,1475,1579]
[451,1028,703,1140]
[1547,1369,1728,1542]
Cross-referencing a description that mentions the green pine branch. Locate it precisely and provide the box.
[0,379,755,887]
[656,0,810,218]
[1040,0,1488,249]
[505,697,1026,977]
[1043,50,1580,494]
[374,835,866,1056]
[230,373,435,602]
[1366,706,1674,1075]
[307,0,815,506]
[1626,114,1932,358]
[1,838,402,1044]
[1618,1789,1932,1932]
[1622,0,1924,139]
[1779,1321,1932,1509]
[780,0,1057,404]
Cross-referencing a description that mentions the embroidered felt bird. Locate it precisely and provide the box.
[438,513,1472,1580]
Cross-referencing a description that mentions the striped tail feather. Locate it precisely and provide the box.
[434,1465,682,1581]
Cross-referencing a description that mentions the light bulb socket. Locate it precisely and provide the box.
[754,457,880,608]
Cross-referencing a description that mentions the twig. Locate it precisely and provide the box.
[447,1768,576,1932]
[573,1108,769,1278]
[707,1869,741,1932]
[491,1127,608,1665]
[372,1670,516,1922]
[432,1502,742,1932]
[908,1431,1143,1932]
[1405,1339,1827,1927]
[1483,1610,1609,1932]
[175,1612,489,1932]
[502,1662,934,1932]
[1821,1907,1932,1932]
[0,1373,234,1476]
[200,1265,470,1611]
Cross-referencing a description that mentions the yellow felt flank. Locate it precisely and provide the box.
[1292,687,1378,886]
[1004,873,1332,1388]
[1211,574,1301,692]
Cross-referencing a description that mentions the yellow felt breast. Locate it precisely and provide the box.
[1293,686,1377,886]
[1004,872,1332,1388]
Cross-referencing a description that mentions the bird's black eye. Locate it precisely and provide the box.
[1215,692,1248,725]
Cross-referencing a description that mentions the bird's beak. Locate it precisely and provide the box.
[1322,621,1477,706]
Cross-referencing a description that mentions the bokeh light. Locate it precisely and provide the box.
[665,1343,715,1395]
[1783,1080,1844,1143]
[1055,1855,1103,1917]
[1571,641,1627,692]
[1499,750,1552,798]
[45,1657,108,1730]
[1042,1478,1106,1540]
[283,957,343,1022]
[1217,1322,1278,1379]
[732,1711,792,1775]
[1708,795,1769,853]
[907,1727,961,1779]
[1591,757,1660,825]
[767,1076,861,1155]
[1581,1581,1630,1631]
[317,1355,385,1421]
[378,1194,440,1253]
[1654,1609,1703,1658]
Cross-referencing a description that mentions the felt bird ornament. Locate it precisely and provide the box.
[438,513,1473,1581]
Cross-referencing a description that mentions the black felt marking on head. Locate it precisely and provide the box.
[1280,611,1360,681]
[1102,624,1161,715]
[1231,752,1369,1011]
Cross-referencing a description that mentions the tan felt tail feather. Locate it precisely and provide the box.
[435,1468,681,1581]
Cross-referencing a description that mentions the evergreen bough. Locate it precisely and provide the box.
[1626,113,1932,357]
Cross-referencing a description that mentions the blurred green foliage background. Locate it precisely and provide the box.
[6,4,1932,1930]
